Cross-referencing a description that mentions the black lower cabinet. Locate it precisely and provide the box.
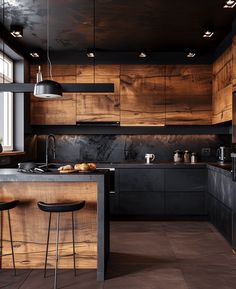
[208,194,232,244]
[111,167,207,219]
[207,166,233,245]
[119,191,164,216]
[165,169,207,216]
[116,168,165,218]
[166,192,206,216]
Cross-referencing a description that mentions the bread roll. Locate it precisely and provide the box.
[74,163,90,171]
[58,164,74,171]
[88,163,96,170]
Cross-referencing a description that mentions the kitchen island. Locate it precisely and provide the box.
[0,169,110,281]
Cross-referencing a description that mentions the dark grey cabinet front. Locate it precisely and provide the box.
[119,191,164,215]
[166,192,206,216]
[165,169,206,191]
[207,168,233,245]
[119,169,164,192]
[165,169,207,216]
[118,169,164,217]
[208,194,232,244]
[115,168,207,218]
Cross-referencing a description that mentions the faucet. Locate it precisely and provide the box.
[45,134,56,168]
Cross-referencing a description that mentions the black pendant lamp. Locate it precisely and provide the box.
[34,0,62,99]
[34,79,62,98]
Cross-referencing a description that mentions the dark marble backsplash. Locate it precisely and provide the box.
[35,134,231,163]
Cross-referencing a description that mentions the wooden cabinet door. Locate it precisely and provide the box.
[120,65,165,126]
[233,36,236,92]
[30,65,77,125]
[212,47,232,124]
[76,65,120,122]
[165,65,212,125]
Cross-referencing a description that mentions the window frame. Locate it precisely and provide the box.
[0,51,14,152]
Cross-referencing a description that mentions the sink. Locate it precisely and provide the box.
[36,163,65,169]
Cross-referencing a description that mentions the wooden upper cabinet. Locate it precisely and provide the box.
[76,65,120,122]
[30,63,216,126]
[120,65,165,126]
[165,65,212,125]
[30,64,77,125]
[212,47,232,124]
[232,36,236,93]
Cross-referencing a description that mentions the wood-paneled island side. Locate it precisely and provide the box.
[0,169,110,281]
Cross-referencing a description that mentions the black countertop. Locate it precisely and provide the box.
[207,164,232,177]
[96,162,207,169]
[0,162,232,182]
[96,162,232,172]
[0,168,109,182]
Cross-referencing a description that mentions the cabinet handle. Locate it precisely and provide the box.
[109,191,116,194]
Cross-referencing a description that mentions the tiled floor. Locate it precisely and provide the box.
[1,221,236,289]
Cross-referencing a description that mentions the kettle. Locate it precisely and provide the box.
[145,153,155,164]
[216,146,231,163]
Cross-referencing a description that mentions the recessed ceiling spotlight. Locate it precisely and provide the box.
[187,52,196,58]
[224,0,236,8]
[10,25,23,38]
[203,30,214,38]
[139,50,147,58]
[86,48,95,58]
[30,52,40,58]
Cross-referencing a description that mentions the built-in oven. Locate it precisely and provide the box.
[97,167,117,218]
[98,167,115,194]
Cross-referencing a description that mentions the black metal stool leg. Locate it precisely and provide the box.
[72,212,76,276]
[0,211,2,272]
[44,212,51,278]
[54,213,60,289]
[7,210,16,276]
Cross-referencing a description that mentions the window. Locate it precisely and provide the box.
[0,52,13,151]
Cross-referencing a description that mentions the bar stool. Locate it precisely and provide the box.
[0,200,19,275]
[37,200,85,289]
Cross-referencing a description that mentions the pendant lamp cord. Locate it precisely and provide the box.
[93,0,95,83]
[2,0,5,84]
[47,0,53,80]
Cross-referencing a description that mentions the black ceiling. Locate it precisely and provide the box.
[1,0,236,56]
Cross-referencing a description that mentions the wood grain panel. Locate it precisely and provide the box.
[212,46,232,124]
[0,182,97,269]
[232,35,236,92]
[30,64,77,125]
[30,94,76,125]
[120,65,165,126]
[76,65,120,122]
[30,64,77,81]
[165,65,212,125]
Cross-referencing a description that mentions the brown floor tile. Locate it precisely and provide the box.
[0,269,31,289]
[110,232,176,264]
[104,267,189,289]
[110,221,164,233]
[19,269,103,289]
[2,221,236,289]
[167,231,232,260]
[163,221,216,234]
[181,264,236,289]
